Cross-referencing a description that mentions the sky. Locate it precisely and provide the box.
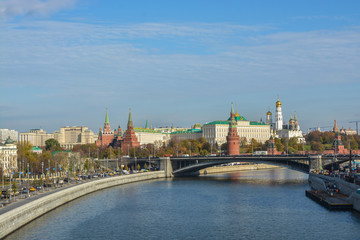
[1,0,360,134]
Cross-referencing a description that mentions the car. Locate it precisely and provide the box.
[29,187,36,192]
[36,186,43,191]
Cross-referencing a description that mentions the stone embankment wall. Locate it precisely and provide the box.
[0,171,165,239]
[199,164,282,175]
[308,173,360,212]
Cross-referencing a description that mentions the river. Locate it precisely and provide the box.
[5,168,360,240]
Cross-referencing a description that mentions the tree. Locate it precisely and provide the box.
[45,138,61,151]
[288,137,299,151]
[310,141,324,152]
[12,181,17,195]
[137,164,141,171]
[274,138,284,152]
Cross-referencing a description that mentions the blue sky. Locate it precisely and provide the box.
[1,0,360,133]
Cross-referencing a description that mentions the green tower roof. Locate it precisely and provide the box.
[145,119,149,129]
[105,109,109,124]
[128,108,133,127]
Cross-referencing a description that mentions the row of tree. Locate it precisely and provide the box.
[9,130,359,178]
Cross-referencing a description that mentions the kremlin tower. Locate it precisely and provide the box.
[121,109,140,155]
[227,103,240,155]
[275,97,283,131]
[96,109,115,147]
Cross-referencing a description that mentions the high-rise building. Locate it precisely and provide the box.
[54,126,96,149]
[19,129,54,147]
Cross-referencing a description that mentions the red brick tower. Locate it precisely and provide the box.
[121,108,140,155]
[227,103,240,155]
[267,136,280,155]
[332,132,346,154]
[96,109,114,147]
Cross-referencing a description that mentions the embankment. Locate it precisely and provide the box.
[199,163,282,175]
[0,171,165,239]
[308,173,360,212]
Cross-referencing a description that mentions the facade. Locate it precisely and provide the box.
[19,129,54,147]
[54,126,96,149]
[134,127,170,146]
[154,126,188,133]
[96,110,115,147]
[0,129,18,142]
[121,109,140,154]
[202,113,270,146]
[170,128,203,142]
[0,138,18,176]
[227,104,240,155]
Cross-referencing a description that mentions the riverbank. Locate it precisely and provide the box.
[308,173,360,212]
[0,171,165,239]
[199,163,283,175]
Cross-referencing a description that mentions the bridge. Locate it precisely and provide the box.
[97,154,355,177]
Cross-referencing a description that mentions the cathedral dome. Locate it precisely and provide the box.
[266,111,272,116]
[276,98,281,107]
[235,111,240,117]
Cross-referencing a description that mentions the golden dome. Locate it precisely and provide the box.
[276,98,281,107]
[266,111,272,115]
[235,110,240,117]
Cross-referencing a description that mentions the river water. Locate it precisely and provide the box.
[5,169,360,240]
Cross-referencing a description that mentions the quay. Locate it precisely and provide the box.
[305,190,353,210]
[0,171,166,239]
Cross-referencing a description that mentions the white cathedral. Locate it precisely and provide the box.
[266,98,305,143]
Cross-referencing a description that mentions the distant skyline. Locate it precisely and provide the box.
[1,0,359,133]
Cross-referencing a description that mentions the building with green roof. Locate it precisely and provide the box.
[202,107,270,146]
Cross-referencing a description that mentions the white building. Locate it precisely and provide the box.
[54,126,97,149]
[0,129,18,142]
[19,129,54,147]
[271,98,304,143]
[202,111,270,146]
[134,128,170,146]
[0,138,18,176]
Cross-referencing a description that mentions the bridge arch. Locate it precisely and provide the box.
[171,157,310,177]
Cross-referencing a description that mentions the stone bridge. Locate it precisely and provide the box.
[98,155,354,177]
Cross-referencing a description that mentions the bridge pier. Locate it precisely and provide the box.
[159,157,173,178]
[309,155,322,172]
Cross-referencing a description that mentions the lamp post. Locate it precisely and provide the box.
[27,163,30,197]
[9,161,12,201]
[2,162,4,191]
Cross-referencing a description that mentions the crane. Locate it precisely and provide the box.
[349,121,360,135]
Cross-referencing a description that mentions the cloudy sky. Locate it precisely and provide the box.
[1,0,359,133]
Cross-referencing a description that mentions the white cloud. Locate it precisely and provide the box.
[0,0,77,20]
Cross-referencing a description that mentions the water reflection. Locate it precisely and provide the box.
[197,168,308,185]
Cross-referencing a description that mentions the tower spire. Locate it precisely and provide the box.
[145,119,149,129]
[128,108,133,127]
[105,108,109,124]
